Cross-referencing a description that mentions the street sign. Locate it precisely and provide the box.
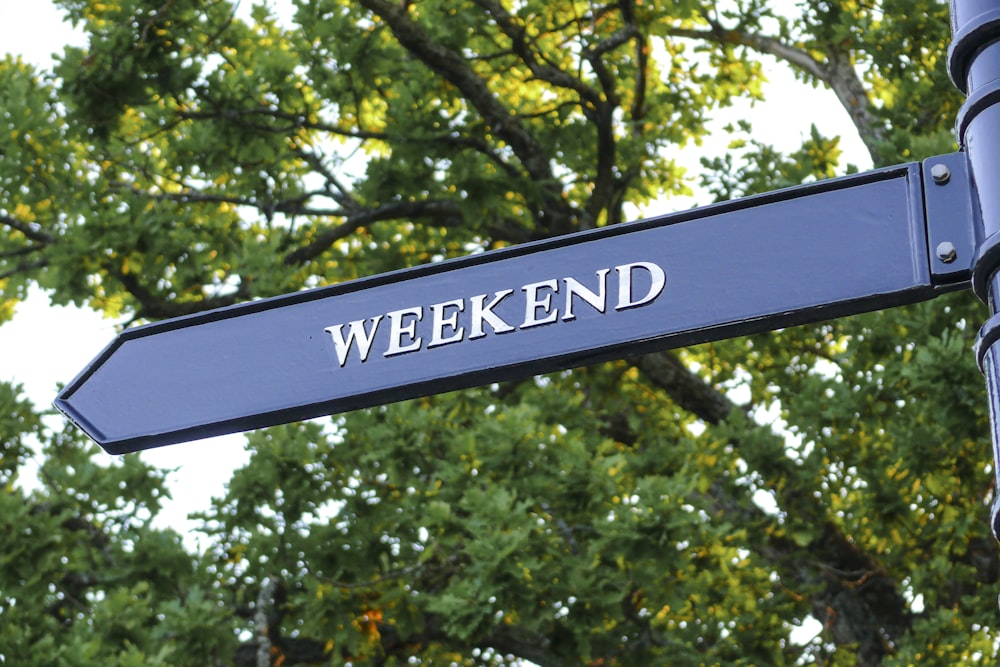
[54,158,974,454]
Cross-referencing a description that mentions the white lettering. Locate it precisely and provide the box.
[615,261,666,310]
[325,316,384,367]
[428,298,466,348]
[325,261,666,367]
[521,279,560,328]
[384,307,424,356]
[562,269,610,321]
[469,289,516,339]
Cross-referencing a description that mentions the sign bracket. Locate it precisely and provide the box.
[922,152,979,287]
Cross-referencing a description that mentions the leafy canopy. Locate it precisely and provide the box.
[1,1,995,666]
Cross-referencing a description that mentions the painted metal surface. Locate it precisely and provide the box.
[923,152,980,286]
[951,0,1000,540]
[54,161,968,454]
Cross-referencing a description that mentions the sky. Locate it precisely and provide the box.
[0,0,871,547]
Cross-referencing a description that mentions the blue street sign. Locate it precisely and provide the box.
[54,159,972,454]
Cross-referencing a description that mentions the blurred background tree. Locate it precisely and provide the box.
[1,0,994,665]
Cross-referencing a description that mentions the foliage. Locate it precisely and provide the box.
[1,1,996,665]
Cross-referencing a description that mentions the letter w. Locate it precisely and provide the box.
[325,316,384,367]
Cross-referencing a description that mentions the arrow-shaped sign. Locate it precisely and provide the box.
[55,156,974,454]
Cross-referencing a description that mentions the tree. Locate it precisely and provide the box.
[1,0,994,665]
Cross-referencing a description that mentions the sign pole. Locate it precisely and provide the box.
[950,0,1000,540]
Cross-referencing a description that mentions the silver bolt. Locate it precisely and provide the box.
[931,163,951,185]
[937,241,958,264]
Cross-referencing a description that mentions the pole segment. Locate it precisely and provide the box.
[951,0,1000,540]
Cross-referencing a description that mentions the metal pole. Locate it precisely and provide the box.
[951,1,1000,540]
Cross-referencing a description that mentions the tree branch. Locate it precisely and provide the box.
[125,186,344,219]
[666,25,827,80]
[472,0,604,108]
[663,23,886,163]
[282,199,465,266]
[1,213,56,244]
[632,351,736,425]
[0,258,48,280]
[357,0,579,235]
[255,577,275,667]
[109,263,250,321]
[627,348,912,663]
[358,0,553,185]
[0,244,47,259]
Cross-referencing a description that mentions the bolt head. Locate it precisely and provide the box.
[936,241,958,264]
[931,163,951,185]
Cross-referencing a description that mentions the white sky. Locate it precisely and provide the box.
[0,1,870,548]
